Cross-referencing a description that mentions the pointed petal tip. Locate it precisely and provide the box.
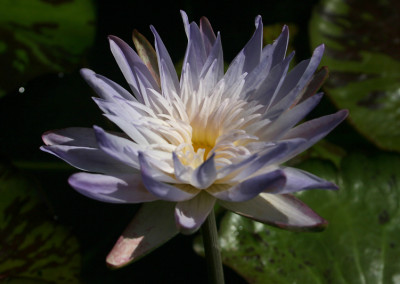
[41,130,53,145]
[266,213,328,232]
[313,44,325,56]
[340,109,349,116]
[180,10,188,18]
[79,68,94,78]
[107,34,119,42]
[337,109,349,121]
[330,183,339,191]
[255,15,262,26]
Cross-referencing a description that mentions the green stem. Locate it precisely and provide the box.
[201,208,225,284]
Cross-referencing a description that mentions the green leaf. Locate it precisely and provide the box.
[218,153,400,283]
[0,160,81,283]
[309,0,400,152]
[0,0,96,97]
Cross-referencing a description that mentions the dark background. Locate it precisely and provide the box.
[0,0,343,283]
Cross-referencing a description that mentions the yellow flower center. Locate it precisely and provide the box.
[192,141,213,160]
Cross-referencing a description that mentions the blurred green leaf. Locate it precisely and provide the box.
[0,160,81,283]
[309,0,400,152]
[215,153,400,283]
[0,0,96,97]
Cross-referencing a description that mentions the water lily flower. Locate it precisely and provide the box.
[41,11,347,268]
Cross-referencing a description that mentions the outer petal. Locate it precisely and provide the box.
[229,138,305,182]
[42,127,97,147]
[219,193,327,231]
[150,25,180,98]
[41,128,132,174]
[139,152,199,201]
[132,29,160,87]
[68,172,158,203]
[271,44,325,108]
[109,35,159,104]
[280,109,349,161]
[93,125,140,168]
[223,15,263,86]
[275,167,338,194]
[209,169,286,202]
[40,145,132,174]
[270,25,289,68]
[175,192,216,234]
[80,68,135,102]
[260,93,324,141]
[107,201,178,268]
[199,16,217,54]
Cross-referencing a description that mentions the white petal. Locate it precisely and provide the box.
[219,193,327,231]
[175,192,216,234]
[139,153,198,201]
[191,154,217,189]
[107,201,178,268]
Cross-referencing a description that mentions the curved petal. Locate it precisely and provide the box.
[260,93,324,141]
[42,127,97,147]
[80,68,135,102]
[281,109,349,161]
[172,152,193,183]
[175,192,216,234]
[199,16,216,54]
[219,193,327,231]
[150,25,180,98]
[139,152,198,201]
[209,169,286,202]
[40,144,131,174]
[68,172,157,203]
[132,29,160,87]
[241,15,263,74]
[270,25,289,68]
[108,35,159,104]
[192,154,217,189]
[94,125,140,168]
[276,167,338,194]
[107,201,178,268]
[271,44,325,107]
[229,138,305,182]
[223,15,263,86]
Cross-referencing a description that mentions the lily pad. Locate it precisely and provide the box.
[217,153,400,283]
[0,0,96,97]
[309,0,400,152]
[0,160,81,283]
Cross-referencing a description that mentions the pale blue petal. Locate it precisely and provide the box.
[260,93,324,141]
[150,26,180,97]
[94,125,140,168]
[281,110,349,161]
[277,167,338,194]
[175,192,216,234]
[191,154,217,189]
[219,193,328,231]
[210,169,286,202]
[80,68,135,102]
[108,36,159,103]
[68,172,157,203]
[139,152,197,201]
[41,128,132,174]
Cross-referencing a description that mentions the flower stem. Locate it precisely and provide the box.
[201,208,225,284]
